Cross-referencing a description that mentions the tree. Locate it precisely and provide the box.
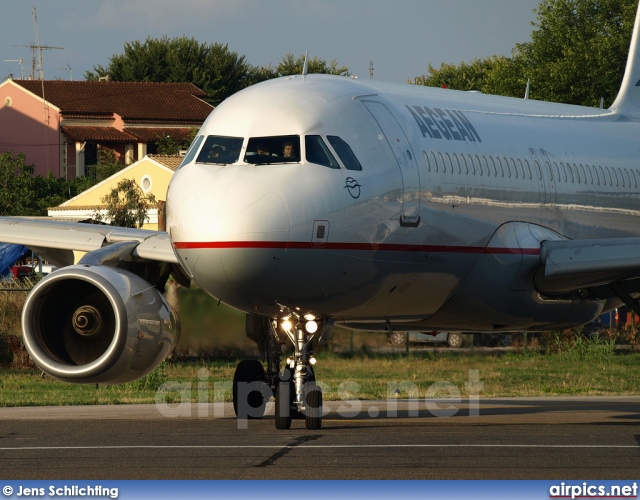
[96,179,156,228]
[410,57,506,92]
[510,0,636,106]
[412,0,637,107]
[155,128,199,155]
[85,36,251,106]
[0,152,35,216]
[274,53,350,77]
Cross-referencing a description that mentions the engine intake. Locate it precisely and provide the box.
[22,265,179,385]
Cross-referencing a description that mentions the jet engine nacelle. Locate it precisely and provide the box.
[22,265,179,385]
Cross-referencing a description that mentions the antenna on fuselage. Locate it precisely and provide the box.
[302,50,308,77]
[524,78,530,100]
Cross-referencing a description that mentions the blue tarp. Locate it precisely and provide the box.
[0,243,28,277]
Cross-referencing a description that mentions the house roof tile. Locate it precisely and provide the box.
[15,80,213,123]
[61,126,139,142]
[126,127,195,142]
[148,154,183,171]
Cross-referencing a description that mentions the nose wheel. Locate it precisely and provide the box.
[274,317,330,430]
[232,315,331,430]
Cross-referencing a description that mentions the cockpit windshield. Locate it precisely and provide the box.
[196,136,243,164]
[244,135,300,164]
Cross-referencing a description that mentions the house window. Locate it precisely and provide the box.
[85,143,98,167]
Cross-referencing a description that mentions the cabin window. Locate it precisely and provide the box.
[586,165,594,185]
[327,136,362,171]
[552,162,561,183]
[624,168,631,188]
[510,158,518,179]
[431,152,439,173]
[178,134,204,169]
[304,136,340,169]
[452,154,461,174]
[423,151,431,172]
[632,169,639,188]
[613,168,620,187]
[566,164,574,183]
[468,155,476,175]
[570,164,579,184]
[545,161,554,182]
[475,155,482,176]
[579,164,587,184]
[604,166,613,186]
[244,135,300,164]
[523,159,532,180]
[197,135,245,164]
[517,159,525,179]
[491,157,501,177]
[444,153,453,173]
[459,154,468,174]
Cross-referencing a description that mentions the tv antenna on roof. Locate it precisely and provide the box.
[3,59,25,80]
[55,64,73,80]
[13,7,63,80]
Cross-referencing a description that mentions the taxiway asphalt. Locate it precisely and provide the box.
[0,397,638,479]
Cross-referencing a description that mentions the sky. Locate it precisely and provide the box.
[1,0,541,85]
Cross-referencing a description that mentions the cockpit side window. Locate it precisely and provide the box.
[178,134,204,169]
[196,136,244,164]
[305,135,340,169]
[245,135,300,164]
[327,136,362,171]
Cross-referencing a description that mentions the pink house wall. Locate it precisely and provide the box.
[0,81,61,178]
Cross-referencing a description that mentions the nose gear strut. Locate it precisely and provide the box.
[274,317,329,430]
[233,313,332,430]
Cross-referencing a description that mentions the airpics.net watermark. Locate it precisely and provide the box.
[153,368,484,426]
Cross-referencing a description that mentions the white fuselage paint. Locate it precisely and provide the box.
[166,75,640,333]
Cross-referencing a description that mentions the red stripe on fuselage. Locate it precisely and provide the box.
[172,241,540,255]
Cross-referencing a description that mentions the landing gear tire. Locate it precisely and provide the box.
[447,332,464,348]
[275,380,293,430]
[304,382,323,430]
[232,359,266,419]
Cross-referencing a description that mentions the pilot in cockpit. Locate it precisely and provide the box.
[282,141,296,159]
[208,146,223,159]
[256,143,272,156]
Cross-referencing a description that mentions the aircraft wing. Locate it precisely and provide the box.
[536,237,640,295]
[0,217,178,268]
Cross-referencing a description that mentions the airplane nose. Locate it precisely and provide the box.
[169,168,291,291]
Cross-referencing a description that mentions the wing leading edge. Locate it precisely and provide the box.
[0,217,179,267]
[537,238,640,298]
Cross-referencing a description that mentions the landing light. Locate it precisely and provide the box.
[305,320,318,334]
[282,319,293,332]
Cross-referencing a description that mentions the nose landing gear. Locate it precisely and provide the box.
[232,314,332,430]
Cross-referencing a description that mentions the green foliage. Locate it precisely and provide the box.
[550,330,617,363]
[85,37,351,104]
[155,128,198,156]
[0,331,11,365]
[85,36,251,106]
[411,56,507,92]
[119,362,169,391]
[273,53,350,77]
[412,0,637,106]
[85,149,123,182]
[0,152,36,216]
[0,152,102,216]
[95,178,156,228]
[506,0,637,106]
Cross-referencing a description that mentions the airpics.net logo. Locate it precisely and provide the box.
[549,482,638,499]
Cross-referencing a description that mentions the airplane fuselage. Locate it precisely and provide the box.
[167,75,640,333]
